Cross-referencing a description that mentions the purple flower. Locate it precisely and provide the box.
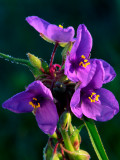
[64,24,116,87]
[70,59,119,121]
[2,81,59,135]
[26,16,75,46]
[65,24,95,87]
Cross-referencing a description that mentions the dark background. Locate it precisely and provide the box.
[0,0,120,159]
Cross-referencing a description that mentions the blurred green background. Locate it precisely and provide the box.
[0,0,120,159]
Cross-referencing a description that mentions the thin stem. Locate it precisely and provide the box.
[0,52,32,67]
[50,42,58,67]
[53,142,59,154]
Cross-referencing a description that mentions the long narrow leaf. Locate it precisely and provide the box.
[0,52,32,67]
[83,117,109,160]
[0,52,42,77]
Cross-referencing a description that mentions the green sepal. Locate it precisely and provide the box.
[48,131,58,139]
[60,129,90,160]
[69,124,84,151]
[59,111,71,130]
[40,33,70,48]
[83,117,109,160]
[27,53,41,69]
[71,150,90,160]
[50,153,62,160]
[61,41,73,59]
[43,141,53,160]
[41,59,49,73]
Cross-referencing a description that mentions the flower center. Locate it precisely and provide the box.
[59,24,63,28]
[79,55,90,68]
[29,97,40,109]
[88,92,100,103]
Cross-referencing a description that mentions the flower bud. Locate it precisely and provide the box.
[50,153,62,160]
[69,125,83,151]
[27,53,41,69]
[59,111,71,131]
[43,140,53,160]
[75,149,90,160]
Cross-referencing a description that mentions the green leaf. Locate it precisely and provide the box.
[0,52,32,67]
[83,117,109,160]
[0,52,43,78]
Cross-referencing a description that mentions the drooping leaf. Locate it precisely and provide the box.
[83,117,109,160]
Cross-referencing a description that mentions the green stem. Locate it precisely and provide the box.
[0,52,32,67]
[60,129,75,160]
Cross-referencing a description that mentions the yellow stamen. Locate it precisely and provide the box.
[59,24,63,28]
[79,55,90,68]
[88,92,100,103]
[81,55,85,59]
[29,98,40,109]
[84,59,88,63]
[32,97,36,101]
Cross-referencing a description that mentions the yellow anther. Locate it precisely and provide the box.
[79,55,90,68]
[81,55,85,59]
[29,98,40,109]
[33,98,37,101]
[84,62,90,68]
[91,92,96,97]
[59,24,63,28]
[88,92,100,103]
[84,59,88,63]
[79,61,84,66]
[95,95,100,101]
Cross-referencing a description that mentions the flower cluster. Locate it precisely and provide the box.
[2,16,119,137]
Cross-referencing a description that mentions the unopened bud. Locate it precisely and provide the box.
[27,53,41,69]
[68,124,83,151]
[50,153,62,160]
[59,111,71,131]
[43,140,53,160]
[75,149,90,160]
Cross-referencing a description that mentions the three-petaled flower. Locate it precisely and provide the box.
[26,16,75,46]
[70,59,119,121]
[2,81,59,135]
[64,24,95,87]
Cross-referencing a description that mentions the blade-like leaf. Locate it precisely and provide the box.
[83,117,109,160]
[0,52,42,78]
[0,52,32,66]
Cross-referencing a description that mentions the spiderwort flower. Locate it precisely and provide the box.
[70,59,119,121]
[2,81,59,135]
[64,24,96,87]
[26,16,75,46]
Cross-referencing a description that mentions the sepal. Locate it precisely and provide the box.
[59,111,71,130]
[69,124,84,151]
[61,41,73,59]
[27,53,41,69]
[50,153,62,160]
[43,140,53,160]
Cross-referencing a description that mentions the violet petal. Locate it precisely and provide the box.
[70,87,83,118]
[26,16,49,37]
[2,91,34,113]
[47,25,75,42]
[35,99,59,135]
[81,88,119,121]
